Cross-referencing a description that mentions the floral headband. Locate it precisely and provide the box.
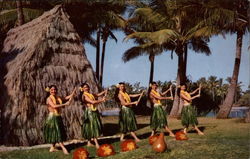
[79,87,84,92]
[116,84,120,88]
[45,87,50,92]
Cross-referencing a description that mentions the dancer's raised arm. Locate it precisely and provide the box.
[190,85,200,95]
[161,85,172,96]
[95,89,108,97]
[129,93,141,98]
[84,94,105,105]
[65,87,76,101]
[150,91,172,100]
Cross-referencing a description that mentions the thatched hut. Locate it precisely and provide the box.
[0,5,99,146]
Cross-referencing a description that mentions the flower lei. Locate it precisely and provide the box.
[119,91,131,103]
[151,90,162,104]
[180,90,191,99]
[84,92,97,111]
[50,95,62,105]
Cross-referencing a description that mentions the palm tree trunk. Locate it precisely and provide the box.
[149,55,155,84]
[245,110,250,123]
[217,31,243,119]
[170,74,180,118]
[183,44,188,80]
[16,0,24,26]
[100,36,107,87]
[170,48,186,118]
[96,28,100,81]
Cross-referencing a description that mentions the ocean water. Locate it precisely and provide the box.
[206,107,250,118]
[101,108,120,116]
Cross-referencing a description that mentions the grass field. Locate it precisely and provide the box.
[0,116,249,159]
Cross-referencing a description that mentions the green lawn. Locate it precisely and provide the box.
[0,117,249,159]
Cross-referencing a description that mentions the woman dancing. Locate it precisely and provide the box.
[79,82,107,149]
[115,82,143,142]
[44,85,75,154]
[148,81,175,137]
[178,83,204,135]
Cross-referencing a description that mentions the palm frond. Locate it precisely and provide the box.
[83,35,97,47]
[189,38,211,55]
[0,9,17,25]
[0,8,44,26]
[132,7,171,30]
[105,11,126,29]
[186,25,222,40]
[23,8,44,22]
[123,46,148,62]
[123,40,166,63]
[124,29,178,45]
[108,30,117,42]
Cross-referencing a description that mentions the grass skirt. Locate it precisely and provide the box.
[119,106,137,133]
[150,104,168,130]
[181,105,198,127]
[82,108,102,140]
[43,113,66,143]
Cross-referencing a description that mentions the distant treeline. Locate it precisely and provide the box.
[102,76,250,116]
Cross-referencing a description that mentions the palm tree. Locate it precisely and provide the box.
[124,0,212,117]
[207,76,220,101]
[122,8,161,83]
[99,12,126,86]
[66,1,127,85]
[122,42,164,84]
[148,54,155,83]
[96,27,101,81]
[16,0,24,26]
[216,0,249,118]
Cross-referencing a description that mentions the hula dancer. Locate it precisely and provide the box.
[148,82,175,137]
[44,85,75,154]
[178,84,204,135]
[115,82,142,142]
[79,83,107,149]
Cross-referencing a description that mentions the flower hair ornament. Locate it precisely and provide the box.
[149,83,152,87]
[79,87,84,92]
[116,84,120,88]
[45,87,50,92]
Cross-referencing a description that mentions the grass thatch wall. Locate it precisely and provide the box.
[0,5,99,146]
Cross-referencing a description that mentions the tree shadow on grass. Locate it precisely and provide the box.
[102,123,149,136]
[66,142,86,152]
[233,118,246,123]
[136,128,184,139]
[186,126,206,134]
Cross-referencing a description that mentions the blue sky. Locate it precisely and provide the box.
[84,31,250,91]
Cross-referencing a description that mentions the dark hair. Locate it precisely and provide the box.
[147,81,157,99]
[45,84,57,103]
[79,82,89,103]
[177,83,187,97]
[114,82,125,103]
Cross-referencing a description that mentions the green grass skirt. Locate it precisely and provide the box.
[119,106,138,133]
[43,113,66,143]
[150,104,168,130]
[181,105,198,127]
[82,108,102,140]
